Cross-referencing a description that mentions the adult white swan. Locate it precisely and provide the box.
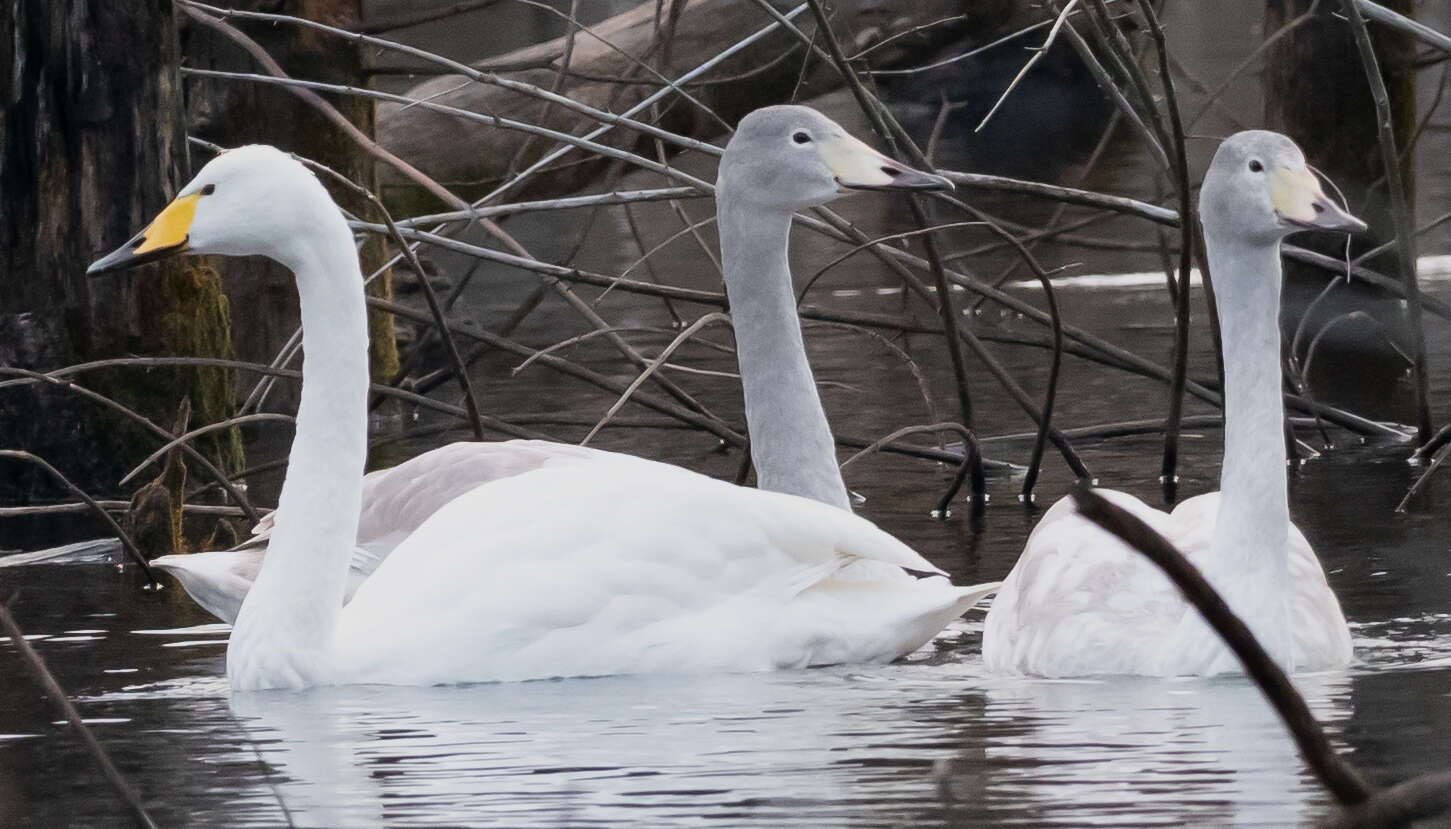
[90,108,996,689]
[981,131,1362,677]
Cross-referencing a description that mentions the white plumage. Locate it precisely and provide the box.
[983,490,1351,676]
[152,440,604,622]
[327,452,993,684]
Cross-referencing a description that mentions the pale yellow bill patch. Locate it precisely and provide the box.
[817,132,897,189]
[1267,166,1325,225]
[133,192,202,255]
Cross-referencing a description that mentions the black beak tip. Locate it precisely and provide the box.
[85,234,187,277]
[888,166,954,192]
[842,169,955,193]
[1307,199,1367,235]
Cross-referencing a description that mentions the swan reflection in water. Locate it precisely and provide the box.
[220,651,1349,827]
[953,670,1351,826]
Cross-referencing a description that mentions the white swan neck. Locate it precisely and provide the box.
[227,214,368,689]
[1203,226,1291,656]
[718,198,850,510]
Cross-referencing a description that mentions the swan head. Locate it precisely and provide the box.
[717,105,952,212]
[1199,130,1365,245]
[88,145,337,275]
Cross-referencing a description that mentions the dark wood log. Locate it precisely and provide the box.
[377,0,1030,205]
[0,0,241,513]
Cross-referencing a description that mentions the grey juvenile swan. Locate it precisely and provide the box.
[982,130,1364,677]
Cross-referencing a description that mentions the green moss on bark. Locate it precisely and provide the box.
[104,261,244,479]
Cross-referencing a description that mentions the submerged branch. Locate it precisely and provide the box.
[0,596,159,829]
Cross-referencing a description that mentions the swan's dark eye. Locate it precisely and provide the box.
[200,183,217,196]
[1248,160,1263,173]
[792,131,811,144]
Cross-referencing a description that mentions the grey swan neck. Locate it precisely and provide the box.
[718,197,850,510]
[227,214,370,687]
[1202,224,1292,651]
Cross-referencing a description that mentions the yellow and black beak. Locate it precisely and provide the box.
[820,132,953,193]
[87,192,202,276]
[1269,167,1366,234]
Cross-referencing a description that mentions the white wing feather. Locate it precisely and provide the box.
[161,441,610,622]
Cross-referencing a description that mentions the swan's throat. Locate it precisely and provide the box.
[227,222,369,689]
[1201,230,1293,664]
[718,198,850,510]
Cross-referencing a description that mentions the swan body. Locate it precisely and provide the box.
[983,490,1351,676]
[92,110,995,690]
[326,453,992,685]
[982,131,1362,677]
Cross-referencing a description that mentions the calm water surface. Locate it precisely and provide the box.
[3,273,1450,826]
[6,3,1451,826]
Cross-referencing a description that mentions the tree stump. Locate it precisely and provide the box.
[0,0,242,518]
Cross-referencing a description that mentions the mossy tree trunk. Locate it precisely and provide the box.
[0,0,242,514]
[183,0,399,403]
[1264,0,1417,418]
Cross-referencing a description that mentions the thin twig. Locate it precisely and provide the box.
[1339,0,1433,443]
[0,452,157,582]
[582,313,730,445]
[939,171,1178,225]
[355,0,504,34]
[396,187,706,227]
[840,422,984,511]
[0,501,249,519]
[1396,439,1451,513]
[0,368,261,524]
[976,1,1080,133]
[799,0,987,502]
[119,412,293,488]
[1354,0,1451,53]
[1133,0,1198,493]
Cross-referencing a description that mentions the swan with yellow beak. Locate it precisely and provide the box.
[85,117,997,689]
